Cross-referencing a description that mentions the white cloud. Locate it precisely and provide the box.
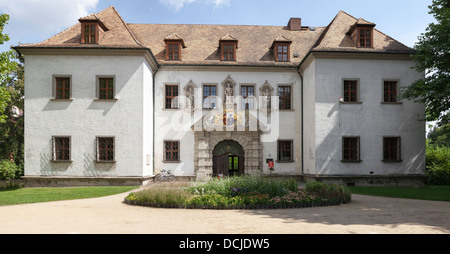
[159,0,230,12]
[0,0,99,44]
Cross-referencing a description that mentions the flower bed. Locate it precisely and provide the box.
[124,176,351,209]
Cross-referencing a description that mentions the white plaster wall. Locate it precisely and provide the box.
[24,54,150,177]
[154,69,302,176]
[301,58,316,175]
[313,58,425,176]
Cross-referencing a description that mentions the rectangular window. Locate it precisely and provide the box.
[55,77,71,99]
[98,77,114,100]
[383,137,401,161]
[203,85,217,109]
[222,43,235,61]
[165,85,179,109]
[167,42,180,60]
[164,141,180,162]
[278,86,291,109]
[358,28,372,47]
[96,137,115,162]
[276,44,290,62]
[343,80,358,102]
[342,137,360,162]
[52,137,70,161]
[241,85,254,109]
[384,81,398,103]
[82,24,97,44]
[278,140,293,162]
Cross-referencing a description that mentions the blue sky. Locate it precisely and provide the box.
[0,0,435,53]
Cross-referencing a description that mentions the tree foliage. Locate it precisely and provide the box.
[0,13,18,123]
[400,0,450,126]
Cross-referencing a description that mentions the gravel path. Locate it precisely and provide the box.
[0,189,449,234]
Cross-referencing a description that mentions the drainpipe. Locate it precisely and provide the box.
[152,67,159,177]
[297,66,304,179]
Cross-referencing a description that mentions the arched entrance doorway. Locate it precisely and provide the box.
[213,140,244,176]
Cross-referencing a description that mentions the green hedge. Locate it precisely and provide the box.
[426,144,450,185]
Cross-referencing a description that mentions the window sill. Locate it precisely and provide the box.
[340,101,362,104]
[278,108,294,111]
[340,160,362,163]
[94,99,118,102]
[162,108,180,110]
[381,102,402,105]
[95,160,116,163]
[50,99,73,101]
[163,160,181,163]
[382,159,402,163]
[276,160,294,163]
[51,160,72,163]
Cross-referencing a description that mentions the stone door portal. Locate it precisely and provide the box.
[212,140,244,176]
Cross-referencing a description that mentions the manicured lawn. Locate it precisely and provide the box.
[349,185,450,202]
[0,186,138,206]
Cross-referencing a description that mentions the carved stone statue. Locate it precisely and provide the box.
[261,87,271,110]
[224,83,233,103]
[186,86,194,109]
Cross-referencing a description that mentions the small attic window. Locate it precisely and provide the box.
[358,27,373,48]
[82,23,98,44]
[274,43,290,62]
[271,35,292,62]
[79,17,107,44]
[164,33,186,61]
[219,34,238,61]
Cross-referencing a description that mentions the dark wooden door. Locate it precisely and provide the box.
[213,153,229,176]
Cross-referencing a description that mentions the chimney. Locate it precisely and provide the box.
[288,18,302,31]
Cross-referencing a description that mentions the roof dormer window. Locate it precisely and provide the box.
[347,18,375,48]
[82,23,98,44]
[358,27,372,48]
[164,33,186,61]
[79,17,108,44]
[219,34,238,61]
[271,35,292,62]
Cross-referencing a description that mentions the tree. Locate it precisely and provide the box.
[0,13,18,123]
[400,0,450,126]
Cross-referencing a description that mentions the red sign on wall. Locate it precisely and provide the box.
[268,161,274,168]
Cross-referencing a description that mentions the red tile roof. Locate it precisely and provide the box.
[15,6,414,67]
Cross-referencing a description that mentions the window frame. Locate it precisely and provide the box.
[52,136,71,162]
[96,136,115,163]
[341,136,361,162]
[342,79,360,103]
[165,84,179,109]
[202,84,217,109]
[221,42,236,61]
[274,42,290,62]
[81,23,99,44]
[240,84,255,109]
[96,76,116,101]
[383,136,402,162]
[357,27,373,48]
[164,140,180,162]
[52,75,72,100]
[382,80,401,104]
[277,140,293,162]
[278,85,292,110]
[166,41,181,61]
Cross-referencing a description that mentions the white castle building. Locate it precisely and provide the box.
[14,6,425,187]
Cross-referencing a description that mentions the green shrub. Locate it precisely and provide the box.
[127,182,192,206]
[0,160,21,181]
[125,176,351,209]
[187,175,298,197]
[426,144,450,185]
[305,181,351,203]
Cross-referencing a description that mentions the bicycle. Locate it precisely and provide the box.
[154,169,176,183]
